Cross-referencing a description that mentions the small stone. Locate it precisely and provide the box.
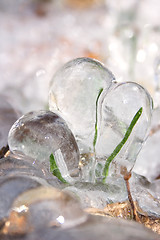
[0,175,47,223]
[129,172,160,234]
[11,215,159,240]
[2,186,87,235]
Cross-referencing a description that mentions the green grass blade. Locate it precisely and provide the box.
[102,107,143,183]
[93,88,103,148]
[50,153,68,183]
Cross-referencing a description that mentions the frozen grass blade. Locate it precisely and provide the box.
[89,88,103,182]
[102,107,143,183]
[93,88,103,149]
[50,153,68,183]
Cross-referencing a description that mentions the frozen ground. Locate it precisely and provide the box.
[1,0,160,113]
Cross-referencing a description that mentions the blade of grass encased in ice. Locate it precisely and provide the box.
[50,153,68,183]
[93,88,103,149]
[102,107,143,183]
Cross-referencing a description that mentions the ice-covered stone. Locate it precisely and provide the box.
[3,186,87,235]
[95,82,152,177]
[129,172,160,218]
[8,110,80,178]
[0,175,49,223]
[49,57,115,153]
[149,179,160,203]
[51,215,159,240]
[133,107,160,181]
[3,215,159,240]
[0,96,18,157]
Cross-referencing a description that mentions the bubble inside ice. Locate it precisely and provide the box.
[49,57,115,153]
[8,110,80,178]
[3,186,87,235]
[96,82,153,177]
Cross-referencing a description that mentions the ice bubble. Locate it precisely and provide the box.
[8,110,80,178]
[49,57,115,153]
[96,82,153,178]
[3,186,87,235]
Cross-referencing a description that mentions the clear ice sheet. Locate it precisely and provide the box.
[49,57,115,153]
[8,110,80,177]
[63,177,128,209]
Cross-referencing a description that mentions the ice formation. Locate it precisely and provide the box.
[49,58,153,182]
[49,57,115,153]
[96,82,152,177]
[0,0,160,238]
[8,110,80,178]
[0,57,158,237]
